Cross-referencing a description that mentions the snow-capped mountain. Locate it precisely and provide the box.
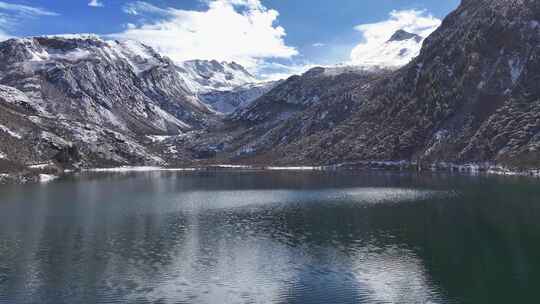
[0,35,217,168]
[351,29,425,68]
[0,35,211,126]
[226,0,540,169]
[0,33,268,171]
[200,81,279,114]
[5,0,540,175]
[177,59,259,94]
[282,29,423,83]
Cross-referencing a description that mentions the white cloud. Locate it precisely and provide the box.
[0,1,58,16]
[0,2,58,40]
[123,1,168,15]
[88,0,104,8]
[110,0,298,71]
[0,29,10,41]
[350,10,441,67]
[312,42,325,47]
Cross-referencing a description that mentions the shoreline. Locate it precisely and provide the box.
[1,161,539,185]
[83,165,327,172]
[83,161,540,177]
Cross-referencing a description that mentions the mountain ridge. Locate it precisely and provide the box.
[2,0,540,178]
[0,35,213,169]
[220,0,540,169]
[351,28,427,68]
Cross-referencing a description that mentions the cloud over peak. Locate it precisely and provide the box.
[350,9,441,67]
[111,0,298,70]
[88,0,104,8]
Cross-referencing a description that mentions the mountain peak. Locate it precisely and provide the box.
[388,30,423,43]
[350,29,425,69]
[179,59,258,93]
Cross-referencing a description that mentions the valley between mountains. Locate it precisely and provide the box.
[1,0,540,182]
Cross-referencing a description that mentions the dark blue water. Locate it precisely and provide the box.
[0,170,539,304]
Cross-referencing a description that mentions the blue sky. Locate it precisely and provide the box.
[0,0,460,78]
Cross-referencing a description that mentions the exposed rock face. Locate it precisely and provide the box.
[230,67,390,126]
[0,36,212,132]
[199,81,279,114]
[388,29,423,43]
[178,59,267,114]
[228,0,540,169]
[3,0,540,172]
[0,36,216,168]
[226,67,392,162]
[0,83,170,168]
[178,59,259,94]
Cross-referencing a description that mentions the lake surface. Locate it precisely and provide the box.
[0,170,539,304]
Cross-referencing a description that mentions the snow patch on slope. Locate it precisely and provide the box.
[200,81,277,114]
[86,166,198,172]
[52,49,92,62]
[147,135,174,143]
[8,37,261,101]
[178,60,260,93]
[105,40,164,75]
[11,37,165,76]
[39,174,59,183]
[45,33,101,40]
[0,124,22,139]
[508,57,524,84]
[23,47,91,63]
[41,131,71,148]
[0,85,40,111]
[149,104,191,130]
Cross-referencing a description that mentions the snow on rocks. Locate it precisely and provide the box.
[28,162,55,169]
[200,81,278,114]
[0,124,22,139]
[0,173,11,184]
[266,166,325,171]
[0,85,39,112]
[147,135,174,143]
[149,105,191,130]
[424,129,450,157]
[39,174,59,183]
[104,40,164,75]
[211,164,253,169]
[508,57,524,84]
[85,166,198,172]
[41,131,71,148]
[178,59,260,94]
[44,33,101,40]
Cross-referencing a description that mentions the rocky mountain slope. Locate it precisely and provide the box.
[200,81,279,114]
[2,0,540,175]
[178,59,259,94]
[225,0,540,169]
[176,59,270,114]
[0,35,217,170]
